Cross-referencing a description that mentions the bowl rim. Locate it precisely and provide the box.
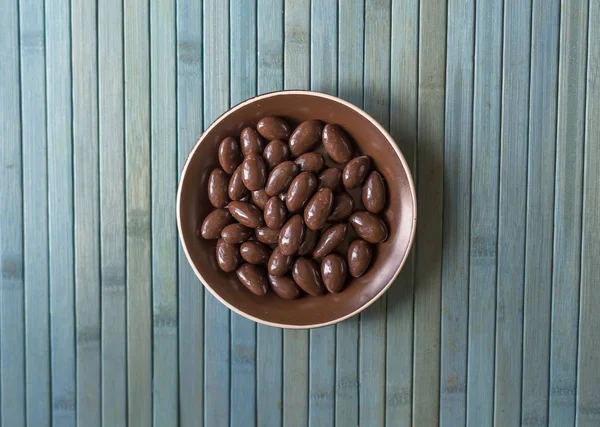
[177,89,417,329]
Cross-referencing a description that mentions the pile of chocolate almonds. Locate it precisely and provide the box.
[200,116,388,299]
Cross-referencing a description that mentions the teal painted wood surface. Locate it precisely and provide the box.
[98,0,127,425]
[2,1,600,426]
[550,0,589,425]
[20,0,51,425]
[46,0,76,425]
[521,0,560,425]
[71,0,101,423]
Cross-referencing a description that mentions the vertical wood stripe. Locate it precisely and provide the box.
[576,2,600,425]
[550,0,588,425]
[125,0,153,424]
[0,0,25,425]
[150,0,179,424]
[3,1,600,426]
[176,0,204,424]
[20,0,51,424]
[46,0,76,424]
[71,0,101,423]
[412,0,446,425]
[98,0,127,425]
[521,0,560,425]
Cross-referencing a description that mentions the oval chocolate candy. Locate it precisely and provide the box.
[348,211,388,243]
[257,116,292,140]
[241,152,267,191]
[303,187,334,230]
[221,223,253,244]
[342,156,371,189]
[313,223,347,258]
[251,189,270,210]
[278,214,305,255]
[347,239,373,277]
[297,228,318,256]
[216,238,241,272]
[294,152,324,174]
[228,201,265,228]
[289,120,324,156]
[264,196,287,229]
[268,275,301,300]
[267,246,294,276]
[201,208,233,239]
[328,192,354,221]
[362,171,386,214]
[240,127,265,156]
[292,258,324,296]
[265,161,300,196]
[286,172,318,212]
[218,136,243,174]
[240,241,271,264]
[321,253,348,293]
[208,168,230,208]
[318,167,343,192]
[228,164,249,201]
[255,226,281,244]
[236,263,268,296]
[263,139,290,169]
[322,124,354,164]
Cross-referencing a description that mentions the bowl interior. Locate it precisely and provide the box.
[178,91,415,328]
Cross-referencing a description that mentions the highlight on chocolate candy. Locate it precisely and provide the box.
[199,117,388,299]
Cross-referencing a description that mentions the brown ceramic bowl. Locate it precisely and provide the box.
[177,91,416,328]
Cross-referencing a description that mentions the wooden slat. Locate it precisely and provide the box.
[230,1,257,425]
[0,0,25,424]
[150,0,179,424]
[176,0,205,424]
[203,0,231,425]
[360,2,390,426]
[412,0,446,424]
[20,0,51,424]
[98,0,127,425]
[282,2,310,426]
[386,0,417,424]
[466,0,501,425]
[576,3,600,424]
[521,0,560,425]
[494,0,532,425]
[335,1,363,426]
[439,0,474,423]
[124,0,153,423]
[71,0,101,423]
[308,1,337,426]
[45,0,76,424]
[256,1,284,426]
[549,0,588,424]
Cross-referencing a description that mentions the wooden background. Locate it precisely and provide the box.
[1,0,599,426]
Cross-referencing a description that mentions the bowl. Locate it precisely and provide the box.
[177,90,416,328]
